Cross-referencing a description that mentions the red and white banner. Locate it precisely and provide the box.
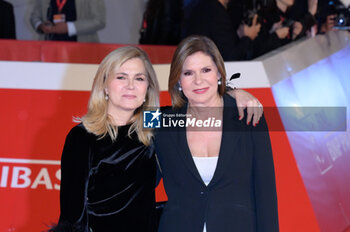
[3,37,349,231]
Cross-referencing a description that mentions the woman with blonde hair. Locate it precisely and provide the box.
[52,44,264,231]
[52,46,159,232]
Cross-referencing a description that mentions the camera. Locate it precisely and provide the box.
[282,18,295,29]
[334,7,350,28]
[328,1,350,29]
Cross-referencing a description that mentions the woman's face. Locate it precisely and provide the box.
[105,57,149,114]
[179,51,220,107]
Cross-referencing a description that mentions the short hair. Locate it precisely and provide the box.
[168,35,226,108]
[81,46,159,146]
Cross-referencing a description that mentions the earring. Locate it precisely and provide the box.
[144,98,146,102]
[178,81,182,91]
[105,94,109,100]
[218,79,222,85]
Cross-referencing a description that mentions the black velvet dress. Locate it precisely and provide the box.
[52,123,157,232]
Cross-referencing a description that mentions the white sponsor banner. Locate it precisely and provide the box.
[0,61,271,92]
[0,158,61,190]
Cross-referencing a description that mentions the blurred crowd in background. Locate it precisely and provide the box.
[1,0,350,61]
[139,0,350,60]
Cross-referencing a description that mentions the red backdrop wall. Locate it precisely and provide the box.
[0,40,321,231]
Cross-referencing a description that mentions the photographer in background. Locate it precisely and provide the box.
[253,0,303,58]
[139,0,182,45]
[317,0,350,33]
[227,0,262,60]
[182,0,261,61]
[288,0,318,36]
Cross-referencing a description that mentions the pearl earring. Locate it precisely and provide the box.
[218,79,222,85]
[105,94,109,100]
[178,86,182,91]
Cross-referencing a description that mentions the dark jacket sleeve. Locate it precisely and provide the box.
[253,7,293,58]
[184,0,253,61]
[155,153,163,187]
[253,29,282,58]
[158,0,182,45]
[207,3,254,61]
[0,0,16,39]
[210,18,254,61]
[251,115,279,231]
[49,125,91,232]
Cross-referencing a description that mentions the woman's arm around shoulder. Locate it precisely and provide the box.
[226,88,263,126]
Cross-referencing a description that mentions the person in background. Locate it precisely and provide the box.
[316,0,348,33]
[30,0,105,42]
[287,0,318,36]
[139,0,182,45]
[182,0,202,36]
[253,0,304,58]
[155,35,278,232]
[182,0,261,61]
[0,0,16,39]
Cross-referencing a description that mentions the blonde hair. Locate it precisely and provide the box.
[81,46,159,146]
[168,35,226,108]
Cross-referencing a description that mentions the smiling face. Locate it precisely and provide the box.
[180,51,221,107]
[105,57,149,117]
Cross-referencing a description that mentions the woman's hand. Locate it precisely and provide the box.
[227,89,263,126]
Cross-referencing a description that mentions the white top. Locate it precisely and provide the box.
[192,156,219,186]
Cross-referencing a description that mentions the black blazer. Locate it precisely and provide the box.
[0,0,16,39]
[155,95,279,232]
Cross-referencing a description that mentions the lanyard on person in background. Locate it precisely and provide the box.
[53,0,67,24]
[56,0,67,13]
